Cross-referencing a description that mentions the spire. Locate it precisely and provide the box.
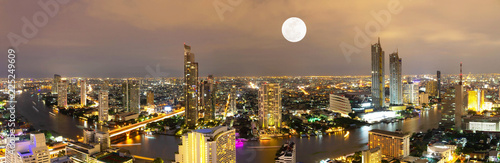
[378,37,380,44]
[459,62,463,85]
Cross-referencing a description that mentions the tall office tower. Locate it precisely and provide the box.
[368,129,410,159]
[147,91,154,106]
[329,94,352,116]
[455,63,465,130]
[426,81,438,97]
[403,83,418,105]
[437,71,441,99]
[81,79,87,106]
[122,80,140,113]
[275,142,296,163]
[52,74,61,94]
[175,126,236,163]
[389,52,402,105]
[440,86,456,127]
[6,132,50,163]
[98,90,109,122]
[258,83,282,132]
[229,85,237,116]
[184,44,199,128]
[57,80,68,108]
[200,75,216,122]
[371,38,385,110]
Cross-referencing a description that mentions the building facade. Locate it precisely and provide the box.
[389,52,403,105]
[258,83,282,132]
[175,126,236,163]
[371,38,385,110]
[58,80,68,108]
[403,83,418,105]
[122,80,140,113]
[329,94,352,116]
[362,147,381,163]
[6,133,50,163]
[368,129,410,158]
[52,74,61,94]
[200,75,216,122]
[275,142,296,163]
[184,44,199,128]
[98,90,109,122]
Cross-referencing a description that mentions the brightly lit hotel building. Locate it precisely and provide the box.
[368,129,410,159]
[259,83,282,132]
[175,126,236,163]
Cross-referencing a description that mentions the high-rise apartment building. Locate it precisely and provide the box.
[259,83,282,132]
[6,132,50,163]
[329,94,352,116]
[175,126,236,163]
[81,79,87,106]
[368,129,410,159]
[371,38,385,110]
[184,44,199,128]
[52,74,61,94]
[122,80,140,113]
[57,80,68,108]
[99,90,109,122]
[403,82,418,105]
[200,75,216,122]
[441,86,456,128]
[389,52,402,105]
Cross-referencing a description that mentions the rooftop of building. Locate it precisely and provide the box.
[369,129,409,138]
[194,126,226,134]
[96,152,133,163]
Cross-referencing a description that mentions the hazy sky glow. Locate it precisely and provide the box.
[1,0,500,78]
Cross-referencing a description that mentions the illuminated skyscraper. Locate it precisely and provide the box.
[122,80,140,113]
[57,80,68,108]
[184,44,199,128]
[371,38,385,110]
[147,91,154,106]
[175,126,236,163]
[468,89,485,112]
[99,90,109,122]
[389,52,402,105]
[426,81,438,97]
[200,75,216,122]
[403,82,418,105]
[258,83,282,132]
[229,85,237,117]
[81,79,87,106]
[52,74,61,94]
[441,86,456,128]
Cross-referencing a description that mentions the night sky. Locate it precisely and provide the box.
[1,0,500,78]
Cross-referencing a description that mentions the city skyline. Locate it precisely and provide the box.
[2,1,500,78]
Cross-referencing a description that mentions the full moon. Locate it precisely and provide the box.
[282,17,307,42]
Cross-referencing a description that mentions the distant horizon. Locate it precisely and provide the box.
[4,73,499,80]
[2,1,500,78]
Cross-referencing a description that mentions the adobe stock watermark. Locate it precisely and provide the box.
[6,48,17,158]
[339,0,405,63]
[213,0,243,21]
[6,0,73,50]
[145,64,169,78]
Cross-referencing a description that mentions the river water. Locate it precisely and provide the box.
[17,90,441,162]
